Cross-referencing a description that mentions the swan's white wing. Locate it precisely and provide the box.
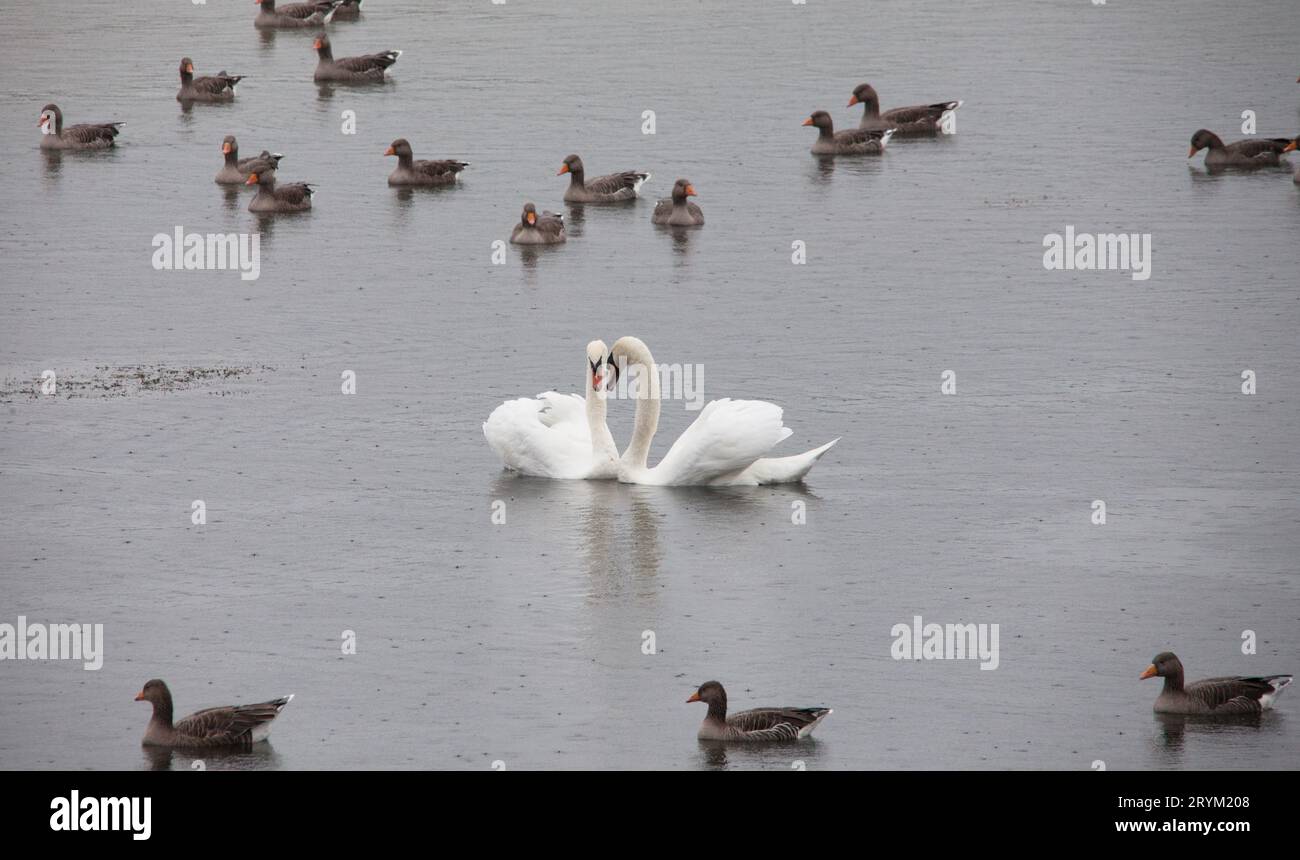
[645,398,792,486]
[483,392,593,479]
[725,437,839,485]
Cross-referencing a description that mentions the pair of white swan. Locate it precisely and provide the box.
[482,337,838,486]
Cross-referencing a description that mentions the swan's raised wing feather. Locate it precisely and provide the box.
[648,399,791,486]
[483,393,593,479]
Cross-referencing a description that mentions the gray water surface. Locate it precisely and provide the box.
[1,0,1298,770]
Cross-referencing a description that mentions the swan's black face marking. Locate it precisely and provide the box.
[590,356,615,392]
[607,354,621,386]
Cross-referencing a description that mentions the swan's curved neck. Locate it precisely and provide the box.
[620,343,661,470]
[585,368,618,463]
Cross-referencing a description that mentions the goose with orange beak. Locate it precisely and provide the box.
[804,110,894,156]
[651,178,704,227]
[848,82,962,134]
[687,681,831,742]
[312,31,400,83]
[1141,651,1291,715]
[254,0,339,29]
[177,56,243,103]
[245,171,315,213]
[37,104,122,150]
[384,138,469,187]
[135,678,294,749]
[215,135,283,185]
[1187,128,1293,170]
[557,154,649,203]
[509,202,565,245]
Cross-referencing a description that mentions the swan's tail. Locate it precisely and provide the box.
[739,437,839,485]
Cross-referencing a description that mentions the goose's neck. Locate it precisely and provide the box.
[567,168,585,189]
[621,346,661,470]
[672,194,688,212]
[180,69,193,85]
[818,125,834,140]
[397,151,414,169]
[150,695,174,730]
[224,148,239,166]
[860,98,881,120]
[317,44,334,62]
[706,699,727,723]
[1162,667,1185,695]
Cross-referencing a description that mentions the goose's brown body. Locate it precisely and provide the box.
[558,154,649,203]
[652,179,704,226]
[804,110,892,156]
[688,681,831,742]
[136,679,293,749]
[1141,652,1292,715]
[385,138,468,186]
[850,83,961,134]
[246,171,315,213]
[313,33,400,83]
[215,136,282,185]
[1189,129,1293,169]
[255,0,336,28]
[177,57,242,102]
[38,104,122,150]
[510,203,565,245]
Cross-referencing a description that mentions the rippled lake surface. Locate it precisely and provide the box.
[1,0,1298,770]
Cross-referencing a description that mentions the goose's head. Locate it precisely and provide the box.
[557,154,582,176]
[38,104,60,135]
[586,340,614,393]
[385,138,412,158]
[180,57,195,78]
[222,134,237,155]
[847,82,879,109]
[802,110,833,131]
[672,178,697,201]
[1188,129,1219,157]
[134,678,170,704]
[520,202,539,227]
[245,171,267,187]
[313,33,330,53]
[1140,651,1182,680]
[1284,137,1298,154]
[687,681,726,709]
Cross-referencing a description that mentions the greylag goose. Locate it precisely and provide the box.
[1141,652,1292,715]
[1188,129,1293,169]
[135,679,293,748]
[246,171,315,213]
[510,203,565,245]
[331,0,363,20]
[688,681,831,741]
[215,136,282,185]
[849,83,962,134]
[652,178,704,226]
[384,138,468,186]
[254,0,338,28]
[177,57,243,103]
[803,110,893,155]
[313,32,400,83]
[558,154,649,203]
[38,104,122,150]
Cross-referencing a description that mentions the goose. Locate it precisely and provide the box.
[482,341,619,479]
[245,171,315,213]
[1141,652,1292,715]
[509,202,566,245]
[848,83,962,134]
[607,336,838,486]
[688,681,831,742]
[558,154,649,203]
[135,679,293,748]
[37,104,122,150]
[177,57,242,102]
[331,0,363,20]
[803,110,893,156]
[1188,129,1292,169]
[1285,138,1300,182]
[313,32,400,83]
[384,138,468,186]
[254,0,339,28]
[651,178,704,227]
[215,136,283,185]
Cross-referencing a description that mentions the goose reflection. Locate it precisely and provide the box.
[141,743,282,771]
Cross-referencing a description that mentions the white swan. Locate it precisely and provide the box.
[483,341,620,479]
[608,336,838,486]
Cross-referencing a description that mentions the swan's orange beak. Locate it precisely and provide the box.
[1140,665,1158,680]
[134,690,145,701]
[384,145,395,156]
[313,39,322,50]
[1188,146,1198,158]
[245,173,259,185]
[686,692,701,703]
[847,95,859,107]
[526,211,536,225]
[185,63,194,74]
[222,142,232,154]
[685,184,697,196]
[801,117,814,126]
[1285,140,1297,153]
